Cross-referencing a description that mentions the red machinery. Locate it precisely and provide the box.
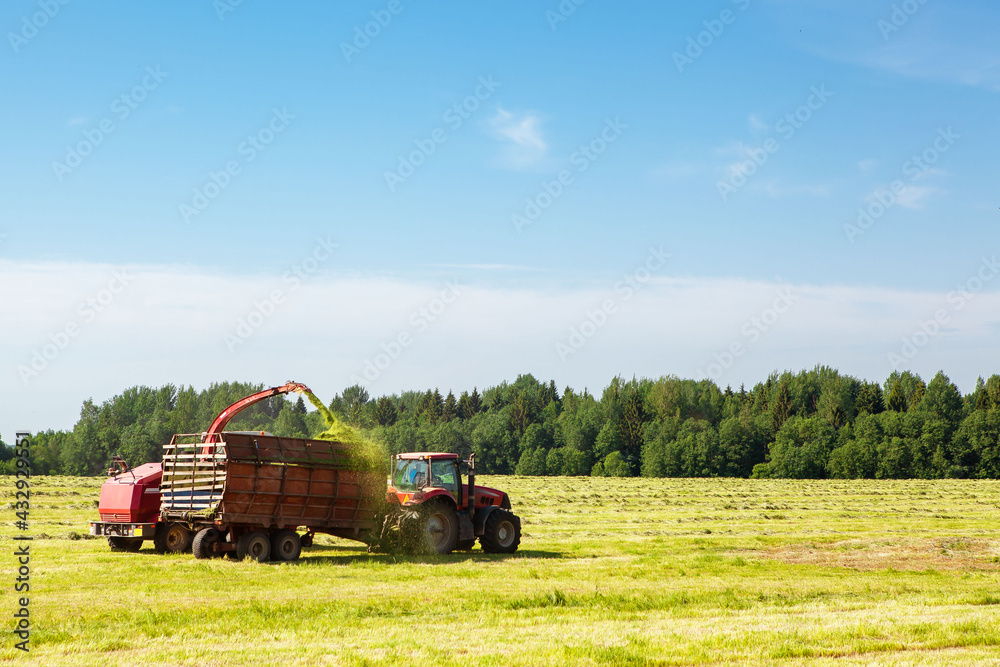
[90,382,523,560]
[89,382,312,552]
[387,452,521,554]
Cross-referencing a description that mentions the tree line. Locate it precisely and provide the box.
[4,367,1000,479]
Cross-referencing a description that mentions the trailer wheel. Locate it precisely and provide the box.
[270,530,301,562]
[108,536,143,552]
[480,509,521,554]
[192,527,223,559]
[236,531,271,562]
[154,523,192,554]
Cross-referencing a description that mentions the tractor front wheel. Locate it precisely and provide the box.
[192,527,223,559]
[401,503,459,555]
[108,536,143,552]
[480,509,521,554]
[236,531,271,562]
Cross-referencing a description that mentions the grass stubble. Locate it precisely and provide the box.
[1,475,998,666]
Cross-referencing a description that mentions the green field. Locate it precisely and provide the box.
[2,475,999,666]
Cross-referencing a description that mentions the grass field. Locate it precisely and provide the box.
[2,475,1000,666]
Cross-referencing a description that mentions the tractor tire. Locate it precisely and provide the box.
[270,529,301,562]
[455,539,477,551]
[154,523,192,554]
[480,509,521,554]
[108,536,143,552]
[236,531,271,562]
[423,502,460,555]
[192,527,223,559]
[401,503,459,555]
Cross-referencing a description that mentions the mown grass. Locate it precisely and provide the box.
[2,476,999,665]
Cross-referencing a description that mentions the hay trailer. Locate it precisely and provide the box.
[160,431,384,561]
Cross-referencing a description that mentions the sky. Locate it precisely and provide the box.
[2,0,999,438]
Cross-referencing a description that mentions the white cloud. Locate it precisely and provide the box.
[488,107,547,168]
[3,260,998,436]
[748,114,768,134]
[894,185,943,210]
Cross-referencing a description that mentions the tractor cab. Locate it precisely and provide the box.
[388,452,508,510]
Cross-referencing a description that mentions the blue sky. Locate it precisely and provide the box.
[2,0,998,434]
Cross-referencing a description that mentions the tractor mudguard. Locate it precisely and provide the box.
[473,505,500,537]
[458,513,474,542]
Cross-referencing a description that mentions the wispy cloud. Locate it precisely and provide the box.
[489,107,547,168]
[762,181,831,198]
[894,185,943,210]
[4,260,998,434]
[772,2,1000,91]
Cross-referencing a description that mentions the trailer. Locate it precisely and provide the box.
[160,431,384,560]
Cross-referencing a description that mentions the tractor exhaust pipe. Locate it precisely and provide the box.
[466,453,476,525]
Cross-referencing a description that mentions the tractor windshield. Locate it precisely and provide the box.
[392,458,428,492]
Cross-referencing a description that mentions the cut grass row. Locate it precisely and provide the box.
[1,475,999,665]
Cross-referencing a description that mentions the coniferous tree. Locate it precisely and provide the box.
[442,390,457,423]
[457,391,473,419]
[374,396,398,426]
[887,381,907,412]
[974,377,990,411]
[771,380,793,430]
[469,387,482,415]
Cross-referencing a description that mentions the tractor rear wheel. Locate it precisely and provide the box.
[270,530,301,562]
[236,531,271,562]
[480,509,521,554]
[108,536,143,552]
[192,527,223,559]
[154,523,192,554]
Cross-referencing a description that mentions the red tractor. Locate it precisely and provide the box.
[386,452,521,554]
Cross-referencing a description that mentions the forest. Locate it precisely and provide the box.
[4,367,1000,480]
